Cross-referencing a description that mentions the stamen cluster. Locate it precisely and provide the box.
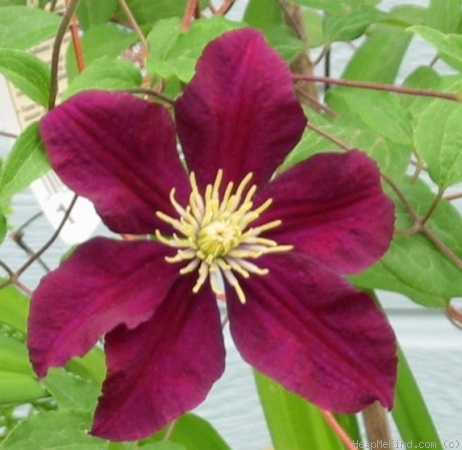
[156,170,292,303]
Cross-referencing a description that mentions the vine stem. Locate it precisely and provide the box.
[48,0,80,109]
[292,74,461,102]
[319,409,359,450]
[122,88,175,105]
[0,195,78,291]
[0,130,18,139]
[118,0,148,60]
[420,187,445,225]
[446,302,462,329]
[305,122,350,151]
[66,0,85,73]
[306,123,462,272]
[444,191,462,201]
[181,0,200,31]
[163,419,177,441]
[214,0,235,15]
[14,279,33,297]
[362,402,395,449]
[0,259,13,278]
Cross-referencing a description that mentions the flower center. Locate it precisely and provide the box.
[155,170,292,304]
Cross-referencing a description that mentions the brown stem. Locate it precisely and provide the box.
[313,44,331,66]
[292,74,460,102]
[48,0,80,109]
[0,259,13,278]
[118,0,148,60]
[14,279,33,297]
[444,191,462,201]
[0,130,18,139]
[363,402,395,449]
[420,226,462,271]
[306,122,462,272]
[319,409,359,450]
[121,88,175,105]
[420,187,445,225]
[279,1,319,108]
[297,91,337,117]
[380,172,420,223]
[163,419,177,441]
[215,0,235,15]
[66,0,85,73]
[446,302,462,330]
[305,122,350,151]
[181,0,199,31]
[0,195,78,291]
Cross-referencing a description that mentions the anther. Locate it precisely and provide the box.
[155,171,291,304]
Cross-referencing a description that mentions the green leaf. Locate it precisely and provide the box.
[414,100,462,188]
[64,56,141,99]
[327,90,413,145]
[282,116,409,182]
[323,6,384,42]
[0,282,29,333]
[351,260,448,307]
[291,0,379,15]
[147,17,181,62]
[112,0,209,27]
[302,8,324,48]
[0,123,50,201]
[0,335,33,375]
[0,324,44,406]
[146,17,242,82]
[0,371,47,404]
[243,0,303,61]
[352,179,462,306]
[0,210,5,244]
[243,0,283,29]
[0,1,27,5]
[75,0,118,30]
[65,348,106,386]
[107,443,138,450]
[409,25,462,72]
[141,444,185,450]
[66,23,137,80]
[0,49,50,107]
[0,6,60,50]
[291,0,347,14]
[148,414,231,450]
[425,0,461,33]
[341,24,412,83]
[254,371,360,450]
[385,4,426,27]
[264,24,304,62]
[393,346,443,449]
[43,369,100,411]
[1,410,106,449]
[400,66,442,116]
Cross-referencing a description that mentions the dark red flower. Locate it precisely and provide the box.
[28,28,397,441]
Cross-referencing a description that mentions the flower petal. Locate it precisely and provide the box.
[227,253,397,413]
[90,276,224,441]
[256,150,394,274]
[175,28,306,191]
[28,237,180,378]
[40,90,190,234]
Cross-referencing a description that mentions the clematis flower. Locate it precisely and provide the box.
[28,28,397,441]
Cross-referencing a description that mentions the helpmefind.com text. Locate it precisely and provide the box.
[351,440,460,449]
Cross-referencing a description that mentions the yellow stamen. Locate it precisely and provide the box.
[155,171,291,304]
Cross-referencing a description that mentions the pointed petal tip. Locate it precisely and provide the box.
[175,27,306,189]
[228,252,397,416]
[40,90,189,235]
[88,283,225,442]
